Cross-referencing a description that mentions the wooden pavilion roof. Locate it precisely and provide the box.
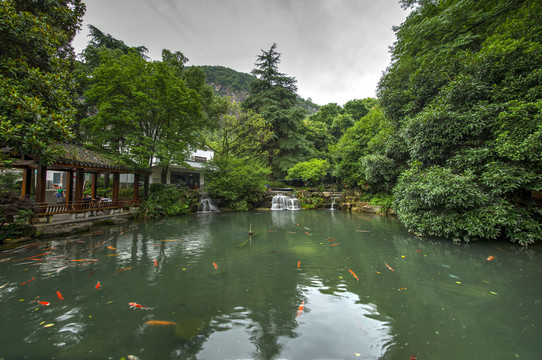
[7,143,149,174]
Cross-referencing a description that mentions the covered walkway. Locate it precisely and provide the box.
[7,144,148,223]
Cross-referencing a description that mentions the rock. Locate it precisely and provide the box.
[37,223,92,238]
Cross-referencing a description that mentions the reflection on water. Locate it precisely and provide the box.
[0,211,541,359]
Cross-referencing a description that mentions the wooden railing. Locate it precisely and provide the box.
[37,198,139,219]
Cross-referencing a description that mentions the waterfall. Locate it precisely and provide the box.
[271,194,300,210]
[198,193,220,213]
[330,197,337,211]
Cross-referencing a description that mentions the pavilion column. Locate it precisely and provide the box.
[133,173,140,206]
[35,164,47,203]
[91,173,98,199]
[66,169,74,205]
[22,168,32,199]
[75,168,85,202]
[112,173,120,201]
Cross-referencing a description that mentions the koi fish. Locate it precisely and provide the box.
[129,302,149,309]
[145,320,177,326]
[56,291,64,300]
[348,269,359,281]
[38,301,50,306]
[95,281,101,289]
[296,301,304,318]
[88,269,96,276]
[212,262,218,269]
[330,243,340,246]
[68,259,98,262]
[416,250,422,253]
[410,354,417,360]
[486,255,494,261]
[297,261,301,269]
[56,266,68,273]
[304,232,310,235]
[20,277,35,285]
[107,246,116,250]
[152,244,164,247]
[153,259,158,267]
[327,238,336,242]
[115,266,135,273]
[385,262,395,272]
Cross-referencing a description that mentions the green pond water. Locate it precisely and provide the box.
[0,210,541,360]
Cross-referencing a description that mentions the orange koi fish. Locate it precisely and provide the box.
[297,261,301,269]
[38,301,50,306]
[129,302,149,309]
[348,268,359,281]
[416,250,422,253]
[107,246,116,250]
[410,354,417,360]
[95,281,101,289]
[304,232,310,235]
[327,238,336,242]
[330,243,341,246]
[20,277,35,285]
[385,262,395,272]
[145,320,177,326]
[56,291,64,300]
[296,301,304,318]
[486,255,494,261]
[153,259,158,267]
[212,262,218,269]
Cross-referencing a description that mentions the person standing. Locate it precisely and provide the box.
[56,188,64,203]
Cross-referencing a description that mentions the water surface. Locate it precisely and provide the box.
[0,211,540,359]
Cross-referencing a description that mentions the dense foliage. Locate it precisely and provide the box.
[136,184,197,220]
[377,0,542,244]
[0,0,85,163]
[204,158,271,211]
[286,158,329,185]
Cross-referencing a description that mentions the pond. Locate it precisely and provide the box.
[0,210,541,359]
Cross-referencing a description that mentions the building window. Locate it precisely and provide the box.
[53,172,61,185]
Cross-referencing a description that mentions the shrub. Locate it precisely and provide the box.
[136,186,197,220]
[0,189,38,243]
[204,157,271,211]
[393,165,542,245]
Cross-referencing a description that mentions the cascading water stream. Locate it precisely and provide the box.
[198,193,220,213]
[271,194,300,210]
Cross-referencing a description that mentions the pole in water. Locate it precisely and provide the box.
[248,224,254,235]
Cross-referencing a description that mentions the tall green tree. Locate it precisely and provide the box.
[203,99,273,160]
[83,50,203,173]
[379,0,542,244]
[243,43,310,178]
[0,0,85,163]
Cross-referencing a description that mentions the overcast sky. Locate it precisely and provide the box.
[72,0,409,106]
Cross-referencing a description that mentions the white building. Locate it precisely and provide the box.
[149,149,214,189]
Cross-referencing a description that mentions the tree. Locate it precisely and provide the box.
[286,159,329,185]
[203,100,273,160]
[378,0,542,244]
[330,105,387,186]
[0,0,85,163]
[243,43,310,177]
[83,50,203,172]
